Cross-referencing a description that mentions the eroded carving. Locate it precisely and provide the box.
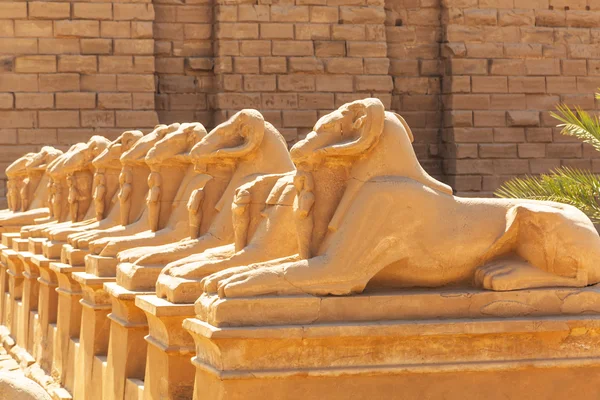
[199,98,600,299]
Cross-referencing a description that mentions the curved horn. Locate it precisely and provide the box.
[392,112,414,143]
[319,98,385,156]
[216,110,265,158]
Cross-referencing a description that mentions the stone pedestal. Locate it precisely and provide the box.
[28,237,46,254]
[51,261,84,393]
[0,246,9,329]
[4,248,24,342]
[136,295,195,400]
[31,254,58,373]
[184,286,600,400]
[43,240,64,260]
[18,251,39,354]
[61,244,89,267]
[72,259,115,400]
[103,283,152,400]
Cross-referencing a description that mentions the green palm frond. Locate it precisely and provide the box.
[550,103,600,151]
[495,167,600,224]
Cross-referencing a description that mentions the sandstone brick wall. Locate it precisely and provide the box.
[442,0,600,196]
[1,0,599,206]
[0,0,160,207]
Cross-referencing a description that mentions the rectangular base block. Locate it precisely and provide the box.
[28,238,47,254]
[185,287,600,400]
[42,240,64,260]
[11,238,28,252]
[85,255,119,277]
[61,245,89,266]
[2,233,20,248]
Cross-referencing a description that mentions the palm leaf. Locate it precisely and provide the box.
[495,167,600,224]
[550,104,600,151]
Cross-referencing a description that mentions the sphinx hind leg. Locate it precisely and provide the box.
[475,257,588,291]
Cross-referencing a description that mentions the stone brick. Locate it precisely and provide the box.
[0,74,38,92]
[289,57,324,73]
[0,94,13,109]
[498,10,534,26]
[355,76,393,91]
[39,39,79,55]
[114,40,154,55]
[100,56,133,73]
[508,77,546,93]
[0,39,37,54]
[346,41,386,57]
[29,2,70,19]
[566,11,600,28]
[116,110,158,127]
[73,3,113,20]
[39,111,79,128]
[262,94,298,110]
[506,111,540,127]
[260,57,287,73]
[133,93,154,110]
[113,4,155,21]
[449,95,491,111]
[474,111,506,127]
[154,23,183,40]
[184,25,211,40]
[0,21,14,37]
[546,77,577,93]
[0,2,26,19]
[55,93,95,111]
[472,77,508,93]
[465,43,503,58]
[260,23,295,39]
[132,22,153,39]
[15,56,56,73]
[464,9,498,26]
[283,110,317,127]
[332,25,365,41]
[525,59,560,76]
[40,73,80,92]
[278,75,316,92]
[339,7,385,24]
[445,160,494,175]
[310,6,338,23]
[518,143,545,158]
[490,59,525,76]
[365,58,390,75]
[562,60,586,76]
[101,21,131,38]
[81,39,112,55]
[240,41,271,56]
[479,144,517,158]
[295,24,330,40]
[243,75,276,91]
[298,93,334,110]
[176,6,211,23]
[493,128,525,142]
[546,143,583,158]
[272,41,314,56]
[157,58,184,74]
[238,5,270,22]
[58,55,97,73]
[0,111,36,128]
[55,21,100,38]
[14,21,52,37]
[117,75,155,92]
[81,110,115,127]
[217,23,259,39]
[15,93,53,109]
[233,57,259,74]
[81,74,117,92]
[271,6,310,22]
[18,129,57,145]
[98,93,132,109]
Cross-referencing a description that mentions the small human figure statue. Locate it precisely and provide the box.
[118,168,133,226]
[232,188,251,252]
[187,188,204,239]
[146,171,162,232]
[67,174,80,222]
[293,169,315,260]
[93,172,106,221]
[6,180,17,212]
[20,178,31,212]
[45,179,54,217]
[53,180,63,220]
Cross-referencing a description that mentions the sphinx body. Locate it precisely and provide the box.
[118,110,295,294]
[20,136,111,238]
[0,147,63,229]
[85,123,211,261]
[202,98,600,298]
[67,124,181,249]
[46,130,144,242]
